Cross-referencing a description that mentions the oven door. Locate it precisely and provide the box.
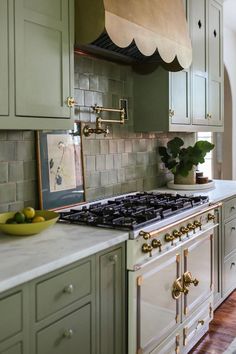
[128,250,181,354]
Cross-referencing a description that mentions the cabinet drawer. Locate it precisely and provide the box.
[0,292,22,343]
[223,254,236,295]
[224,198,236,220]
[37,303,92,354]
[36,260,92,321]
[1,343,22,354]
[183,298,212,352]
[224,219,236,257]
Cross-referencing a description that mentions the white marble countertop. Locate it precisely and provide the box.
[1,179,236,295]
[0,223,128,294]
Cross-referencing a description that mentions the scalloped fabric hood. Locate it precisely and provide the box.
[75,0,192,71]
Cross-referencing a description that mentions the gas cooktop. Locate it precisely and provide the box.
[59,192,209,231]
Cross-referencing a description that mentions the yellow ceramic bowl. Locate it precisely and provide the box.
[0,210,59,236]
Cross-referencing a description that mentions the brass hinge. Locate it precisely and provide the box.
[137,348,143,354]
[209,303,213,318]
[176,254,180,263]
[183,327,188,346]
[184,249,189,257]
[137,276,143,287]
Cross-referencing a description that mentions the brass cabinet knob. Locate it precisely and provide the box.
[207,113,212,119]
[63,329,74,338]
[142,243,153,256]
[63,284,74,294]
[198,319,205,326]
[151,239,162,252]
[183,271,199,287]
[66,96,76,108]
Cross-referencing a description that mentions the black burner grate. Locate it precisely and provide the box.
[59,192,209,231]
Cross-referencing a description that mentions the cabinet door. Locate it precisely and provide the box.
[190,0,208,126]
[0,0,9,116]
[182,231,213,318]
[169,0,190,126]
[97,246,126,354]
[208,0,223,127]
[1,343,22,354]
[15,0,72,118]
[37,303,92,354]
[128,251,181,354]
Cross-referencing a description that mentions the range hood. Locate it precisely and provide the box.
[74,0,192,71]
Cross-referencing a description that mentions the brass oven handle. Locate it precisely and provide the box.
[183,271,199,287]
[172,277,189,299]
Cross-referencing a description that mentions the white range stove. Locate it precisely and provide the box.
[59,192,221,354]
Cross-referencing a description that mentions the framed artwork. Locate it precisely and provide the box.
[36,123,85,210]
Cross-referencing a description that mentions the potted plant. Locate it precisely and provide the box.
[158,137,214,184]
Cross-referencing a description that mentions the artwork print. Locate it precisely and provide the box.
[37,124,85,210]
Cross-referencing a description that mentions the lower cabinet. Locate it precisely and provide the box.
[37,304,92,354]
[222,197,236,298]
[0,243,126,354]
[96,246,126,354]
[1,343,22,354]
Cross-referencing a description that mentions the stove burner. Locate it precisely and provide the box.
[59,192,209,231]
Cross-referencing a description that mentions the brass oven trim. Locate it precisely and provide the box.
[139,203,222,240]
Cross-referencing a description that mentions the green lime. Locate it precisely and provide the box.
[14,212,26,224]
[6,218,17,224]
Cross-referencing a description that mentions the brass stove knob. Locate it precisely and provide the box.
[172,229,182,241]
[142,243,153,256]
[194,220,202,228]
[165,233,175,244]
[208,213,215,221]
[180,226,189,234]
[187,223,196,231]
[152,239,162,252]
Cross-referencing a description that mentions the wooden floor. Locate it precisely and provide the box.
[189,291,236,354]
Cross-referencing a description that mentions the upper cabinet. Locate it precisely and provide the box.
[0,0,9,117]
[133,0,224,133]
[0,0,74,130]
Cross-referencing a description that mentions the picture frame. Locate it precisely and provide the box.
[36,123,86,210]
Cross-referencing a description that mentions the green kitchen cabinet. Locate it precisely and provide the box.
[190,0,208,127]
[1,343,22,354]
[0,287,28,354]
[0,0,9,116]
[0,0,74,130]
[208,0,224,128]
[0,243,126,354]
[222,197,236,298]
[36,304,92,354]
[133,0,224,133]
[133,0,191,133]
[96,244,126,354]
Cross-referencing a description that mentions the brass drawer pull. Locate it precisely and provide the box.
[63,329,74,338]
[172,277,188,299]
[63,284,74,294]
[198,319,205,326]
